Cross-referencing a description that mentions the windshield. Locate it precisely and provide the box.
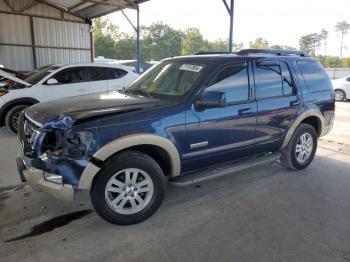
[126,61,207,98]
[25,65,60,85]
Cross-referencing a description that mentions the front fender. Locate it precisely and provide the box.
[78,134,181,190]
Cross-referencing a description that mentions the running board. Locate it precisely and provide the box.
[170,152,281,186]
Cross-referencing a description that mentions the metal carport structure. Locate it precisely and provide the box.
[0,0,235,73]
[0,0,148,72]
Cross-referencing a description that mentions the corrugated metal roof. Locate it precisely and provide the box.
[40,0,149,19]
[1,0,149,20]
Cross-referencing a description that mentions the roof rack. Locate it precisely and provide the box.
[237,49,308,57]
[193,51,236,55]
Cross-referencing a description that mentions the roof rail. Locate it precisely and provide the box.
[237,49,308,57]
[193,51,235,55]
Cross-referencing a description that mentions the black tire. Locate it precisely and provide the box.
[281,123,318,170]
[5,105,28,134]
[91,150,166,225]
[334,89,346,101]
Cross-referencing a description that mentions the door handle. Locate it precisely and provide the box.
[238,107,252,115]
[290,99,301,106]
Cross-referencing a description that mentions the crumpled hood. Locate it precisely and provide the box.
[25,91,168,127]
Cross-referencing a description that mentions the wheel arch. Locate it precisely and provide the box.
[282,109,324,149]
[78,134,181,190]
[0,97,39,126]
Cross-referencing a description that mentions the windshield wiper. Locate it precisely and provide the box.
[125,89,151,97]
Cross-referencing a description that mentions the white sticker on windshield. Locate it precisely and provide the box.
[179,64,203,73]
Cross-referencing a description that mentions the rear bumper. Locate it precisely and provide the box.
[17,157,74,201]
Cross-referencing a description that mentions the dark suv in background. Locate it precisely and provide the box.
[17,49,335,225]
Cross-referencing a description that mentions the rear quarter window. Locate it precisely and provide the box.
[297,60,332,92]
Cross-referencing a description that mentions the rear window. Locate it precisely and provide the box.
[297,61,332,92]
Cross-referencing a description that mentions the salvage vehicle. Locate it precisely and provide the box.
[0,63,138,133]
[0,67,27,87]
[332,76,350,101]
[16,49,335,225]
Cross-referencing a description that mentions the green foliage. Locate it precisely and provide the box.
[93,18,349,68]
[270,45,297,50]
[249,38,269,49]
[141,22,183,60]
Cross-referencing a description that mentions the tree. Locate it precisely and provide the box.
[270,45,297,50]
[93,17,120,59]
[233,42,244,51]
[205,39,229,52]
[141,22,183,60]
[249,38,269,49]
[181,28,206,55]
[299,33,319,56]
[335,20,350,60]
[319,29,329,56]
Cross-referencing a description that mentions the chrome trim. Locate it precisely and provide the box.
[190,141,208,149]
[24,111,43,128]
[23,167,74,201]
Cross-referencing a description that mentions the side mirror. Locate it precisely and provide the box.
[195,91,227,108]
[46,78,58,85]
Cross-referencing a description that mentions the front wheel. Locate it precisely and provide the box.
[5,105,28,134]
[281,123,318,170]
[91,150,166,225]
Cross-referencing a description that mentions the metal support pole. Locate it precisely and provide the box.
[121,6,141,74]
[229,0,234,52]
[223,0,234,52]
[136,5,141,74]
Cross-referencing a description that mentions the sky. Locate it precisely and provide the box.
[107,0,350,57]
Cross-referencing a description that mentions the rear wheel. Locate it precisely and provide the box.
[5,105,28,134]
[91,150,166,225]
[281,123,318,170]
[334,89,346,101]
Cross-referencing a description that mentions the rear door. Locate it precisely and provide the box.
[44,67,90,101]
[252,60,300,144]
[106,68,129,91]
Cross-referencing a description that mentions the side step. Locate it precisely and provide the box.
[170,152,281,186]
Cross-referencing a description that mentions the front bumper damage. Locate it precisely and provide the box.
[17,157,74,201]
[16,112,98,201]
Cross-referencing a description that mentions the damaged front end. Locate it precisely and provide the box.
[18,113,99,192]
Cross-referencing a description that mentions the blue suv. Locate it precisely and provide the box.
[16,49,335,224]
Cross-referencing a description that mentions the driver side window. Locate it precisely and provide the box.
[207,66,249,103]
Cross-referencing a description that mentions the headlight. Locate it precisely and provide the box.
[0,89,8,96]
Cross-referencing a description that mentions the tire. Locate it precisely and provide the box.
[5,105,28,134]
[281,123,318,170]
[91,150,166,225]
[334,89,346,101]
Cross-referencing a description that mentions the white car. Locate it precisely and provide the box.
[0,63,139,133]
[332,76,350,101]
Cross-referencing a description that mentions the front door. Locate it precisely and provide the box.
[252,60,300,144]
[183,62,257,172]
[44,67,90,101]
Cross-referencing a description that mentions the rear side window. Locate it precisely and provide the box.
[254,63,283,99]
[297,61,332,92]
[90,67,128,81]
[280,62,296,96]
[208,66,249,103]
